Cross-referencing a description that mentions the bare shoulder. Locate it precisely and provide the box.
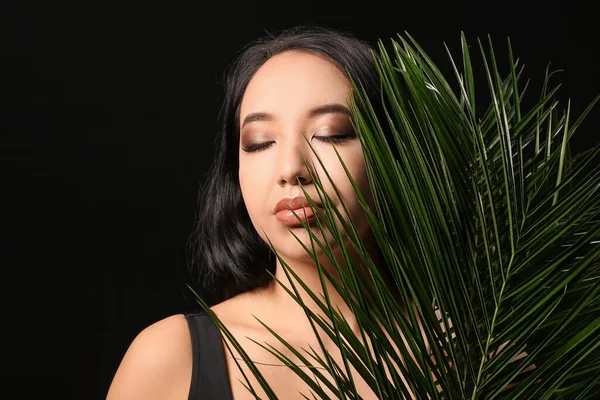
[106,314,192,400]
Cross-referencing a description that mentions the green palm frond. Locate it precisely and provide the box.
[191,32,600,399]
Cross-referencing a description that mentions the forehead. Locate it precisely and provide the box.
[240,50,352,121]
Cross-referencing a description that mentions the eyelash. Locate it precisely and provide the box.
[242,134,355,153]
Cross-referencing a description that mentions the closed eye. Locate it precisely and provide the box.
[241,134,355,153]
[242,141,273,153]
[315,134,355,143]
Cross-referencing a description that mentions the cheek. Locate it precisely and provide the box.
[351,164,371,205]
[239,162,269,230]
[344,157,375,214]
[328,149,368,195]
[316,149,371,217]
[239,168,255,212]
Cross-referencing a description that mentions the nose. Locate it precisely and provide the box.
[277,136,315,187]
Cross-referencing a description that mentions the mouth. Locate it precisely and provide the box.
[274,205,323,227]
[273,195,324,227]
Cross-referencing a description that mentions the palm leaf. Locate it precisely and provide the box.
[191,32,600,399]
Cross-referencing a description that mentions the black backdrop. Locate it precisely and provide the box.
[2,1,598,398]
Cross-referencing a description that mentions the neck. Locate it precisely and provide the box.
[262,234,384,337]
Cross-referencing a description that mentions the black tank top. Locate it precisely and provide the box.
[185,311,233,400]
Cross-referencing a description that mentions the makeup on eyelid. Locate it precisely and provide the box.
[241,122,357,152]
[241,133,355,153]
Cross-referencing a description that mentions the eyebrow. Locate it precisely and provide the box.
[241,103,352,129]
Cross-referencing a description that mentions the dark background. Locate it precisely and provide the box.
[2,1,598,398]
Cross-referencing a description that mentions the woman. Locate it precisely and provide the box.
[106,25,397,399]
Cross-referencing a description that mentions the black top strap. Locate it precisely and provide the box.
[185,311,233,400]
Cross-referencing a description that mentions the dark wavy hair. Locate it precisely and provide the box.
[186,25,384,307]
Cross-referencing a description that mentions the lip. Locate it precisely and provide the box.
[273,195,323,227]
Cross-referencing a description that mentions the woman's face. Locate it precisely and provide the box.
[238,50,375,262]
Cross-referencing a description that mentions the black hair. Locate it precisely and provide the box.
[186,25,384,307]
